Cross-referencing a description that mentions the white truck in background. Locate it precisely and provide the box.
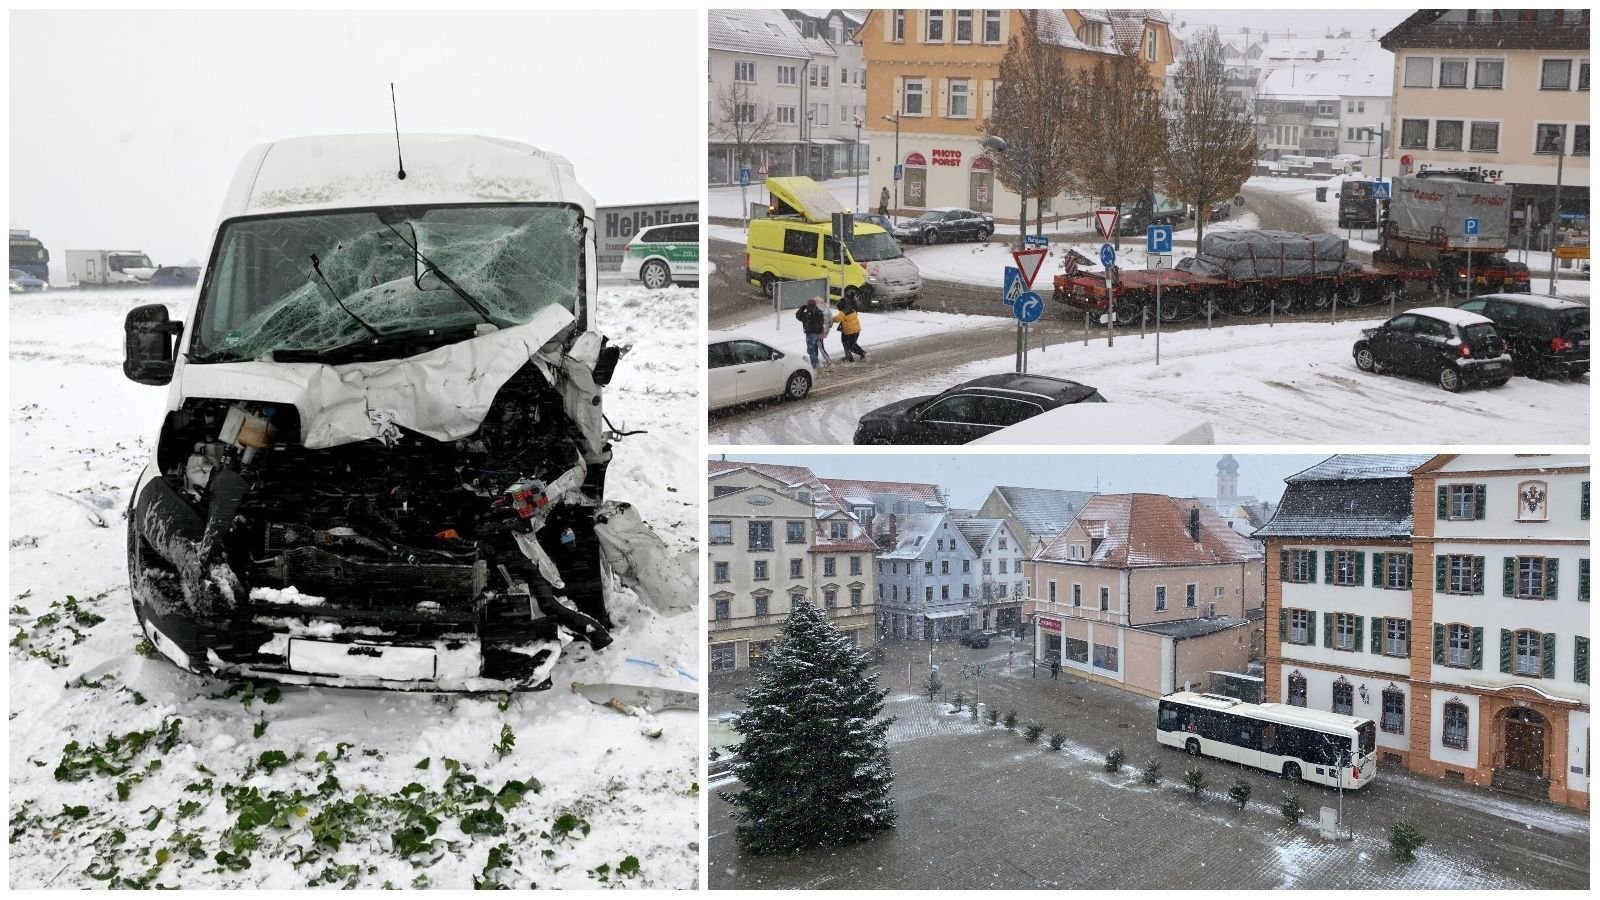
[65,249,158,285]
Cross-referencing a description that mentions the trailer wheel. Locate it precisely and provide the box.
[1306,286,1333,311]
[1271,286,1296,314]
[1158,296,1191,323]
[1113,297,1141,325]
[1342,281,1366,307]
[1229,290,1264,317]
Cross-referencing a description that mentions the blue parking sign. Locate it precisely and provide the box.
[1464,217,1479,236]
[1146,224,1172,254]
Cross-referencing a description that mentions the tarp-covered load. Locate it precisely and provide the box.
[1179,230,1351,281]
[1387,175,1511,247]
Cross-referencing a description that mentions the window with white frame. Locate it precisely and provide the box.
[955,10,973,42]
[787,521,806,543]
[713,561,729,583]
[1541,59,1572,90]
[998,559,1008,575]
[777,106,797,125]
[1381,688,1405,734]
[940,585,949,600]
[820,66,829,88]
[778,64,797,85]
[924,561,933,575]
[1386,552,1411,589]
[893,9,904,42]
[1439,57,1468,88]
[1404,56,1434,87]
[1474,58,1503,88]
[710,521,732,544]
[1048,580,1057,602]
[1288,549,1314,583]
[1435,120,1464,151]
[851,588,862,607]
[983,9,1001,43]
[1146,28,1158,61]
[1333,550,1359,586]
[941,559,950,575]
[735,60,756,83]
[1386,619,1408,657]
[1536,123,1566,155]
[1516,556,1547,599]
[1401,119,1429,149]
[1287,672,1307,707]
[1447,554,1478,594]
[1515,629,1542,676]
[829,521,848,540]
[754,560,769,581]
[1447,623,1472,668]
[1469,121,1499,152]
[790,558,803,579]
[824,590,837,608]
[1072,584,1082,607]
[925,9,944,42]
[1289,609,1310,644]
[1335,613,1357,651]
[817,104,829,126]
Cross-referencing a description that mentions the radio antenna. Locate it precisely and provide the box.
[390,82,406,180]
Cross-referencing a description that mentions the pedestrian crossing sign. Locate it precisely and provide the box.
[1003,266,1023,305]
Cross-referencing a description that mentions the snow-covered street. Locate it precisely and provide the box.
[8,286,700,889]
[709,312,1590,445]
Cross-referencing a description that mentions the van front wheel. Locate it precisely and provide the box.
[760,273,777,299]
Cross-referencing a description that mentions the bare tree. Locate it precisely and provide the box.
[981,11,1074,244]
[1063,40,1166,247]
[711,82,780,184]
[1161,27,1257,247]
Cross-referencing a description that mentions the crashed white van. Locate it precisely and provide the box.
[122,134,689,691]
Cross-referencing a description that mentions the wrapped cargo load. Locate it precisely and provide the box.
[1188,229,1349,281]
[1387,175,1511,248]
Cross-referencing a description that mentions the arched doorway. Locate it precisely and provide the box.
[903,152,927,209]
[1501,707,1548,776]
[969,156,994,213]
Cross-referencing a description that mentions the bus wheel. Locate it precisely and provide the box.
[1185,738,1201,756]
[1283,762,1302,782]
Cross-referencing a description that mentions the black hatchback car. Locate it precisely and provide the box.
[893,207,994,244]
[1454,293,1589,379]
[854,373,1107,444]
[1352,307,1512,392]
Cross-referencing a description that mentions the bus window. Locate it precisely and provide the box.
[1261,723,1279,753]
[1158,701,1182,731]
[1358,722,1376,758]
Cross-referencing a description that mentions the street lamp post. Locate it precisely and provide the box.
[805,110,815,181]
[1548,141,1565,295]
[853,116,863,211]
[882,112,901,224]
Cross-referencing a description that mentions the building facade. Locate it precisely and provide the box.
[1379,9,1590,237]
[952,517,1029,632]
[976,484,1097,556]
[875,512,979,640]
[785,9,870,179]
[707,463,877,672]
[1027,493,1265,698]
[858,8,1172,223]
[1254,37,1394,166]
[1259,453,1590,810]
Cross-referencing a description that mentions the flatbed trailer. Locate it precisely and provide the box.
[1051,259,1440,324]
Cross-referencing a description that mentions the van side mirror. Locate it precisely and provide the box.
[124,303,183,385]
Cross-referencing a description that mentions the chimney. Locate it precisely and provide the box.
[887,513,899,548]
[1187,507,1201,542]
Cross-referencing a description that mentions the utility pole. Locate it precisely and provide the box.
[853,116,863,211]
[1548,143,1564,295]
[883,110,902,225]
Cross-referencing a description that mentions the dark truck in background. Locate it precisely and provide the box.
[1337,180,1382,229]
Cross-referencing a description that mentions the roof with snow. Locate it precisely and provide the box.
[879,513,947,560]
[820,477,943,509]
[1037,494,1262,567]
[993,485,1098,540]
[1256,454,1427,540]
[710,9,813,58]
[951,517,1006,555]
[1257,38,1393,100]
[1381,9,1590,52]
[1137,616,1250,640]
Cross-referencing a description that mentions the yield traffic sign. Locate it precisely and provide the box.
[1003,266,1023,304]
[1093,207,1121,240]
[1012,248,1048,287]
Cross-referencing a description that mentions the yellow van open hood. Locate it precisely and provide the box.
[765,176,847,223]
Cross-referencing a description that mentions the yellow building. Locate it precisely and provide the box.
[859,9,1172,222]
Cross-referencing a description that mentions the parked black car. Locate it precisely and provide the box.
[893,207,994,244]
[1352,307,1512,392]
[1455,293,1590,379]
[853,373,1107,444]
[853,212,895,233]
[959,631,991,649]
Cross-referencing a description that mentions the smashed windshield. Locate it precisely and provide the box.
[190,204,582,362]
[847,231,903,262]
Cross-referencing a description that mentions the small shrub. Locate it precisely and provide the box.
[986,709,999,726]
[1003,710,1018,730]
[949,693,964,713]
[1183,767,1207,798]
[1280,792,1304,826]
[1228,778,1252,810]
[1104,748,1125,773]
[1389,820,1426,861]
[923,671,942,701]
[1049,732,1066,751]
[1023,722,1045,743]
[1140,759,1162,785]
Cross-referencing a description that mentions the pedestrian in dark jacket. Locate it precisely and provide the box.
[1050,660,1061,680]
[795,296,827,368]
[879,186,890,216]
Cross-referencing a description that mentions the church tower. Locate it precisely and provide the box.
[1216,454,1239,501]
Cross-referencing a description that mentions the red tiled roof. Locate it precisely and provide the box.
[809,535,882,553]
[819,477,942,506]
[1037,493,1261,567]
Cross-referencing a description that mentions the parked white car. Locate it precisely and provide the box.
[618,221,699,288]
[708,333,812,410]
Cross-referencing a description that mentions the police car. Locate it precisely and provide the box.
[620,221,700,288]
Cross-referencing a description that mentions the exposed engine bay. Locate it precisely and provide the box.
[130,362,630,691]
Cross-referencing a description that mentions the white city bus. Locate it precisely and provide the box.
[1156,691,1378,789]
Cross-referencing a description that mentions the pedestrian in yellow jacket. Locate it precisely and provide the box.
[833,298,866,361]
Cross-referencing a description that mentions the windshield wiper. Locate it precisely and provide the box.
[308,254,382,339]
[382,223,497,327]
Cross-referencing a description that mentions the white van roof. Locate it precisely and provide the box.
[217,134,595,222]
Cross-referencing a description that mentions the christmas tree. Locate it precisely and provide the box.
[721,599,896,855]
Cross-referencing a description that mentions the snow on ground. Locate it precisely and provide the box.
[715,305,1007,356]
[709,314,1589,445]
[8,287,699,889]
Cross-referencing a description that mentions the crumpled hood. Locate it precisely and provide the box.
[174,303,594,450]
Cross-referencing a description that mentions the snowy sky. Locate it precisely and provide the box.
[1171,5,1413,41]
[714,453,1326,510]
[8,10,699,268]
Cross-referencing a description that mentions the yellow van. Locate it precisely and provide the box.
[746,176,921,307]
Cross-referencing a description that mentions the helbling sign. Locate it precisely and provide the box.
[597,202,698,270]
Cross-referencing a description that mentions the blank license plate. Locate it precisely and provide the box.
[288,639,437,682]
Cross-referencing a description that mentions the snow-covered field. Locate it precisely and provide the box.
[709,314,1590,445]
[8,287,700,889]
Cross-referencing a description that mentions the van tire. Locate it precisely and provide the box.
[641,260,671,290]
[760,273,777,299]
